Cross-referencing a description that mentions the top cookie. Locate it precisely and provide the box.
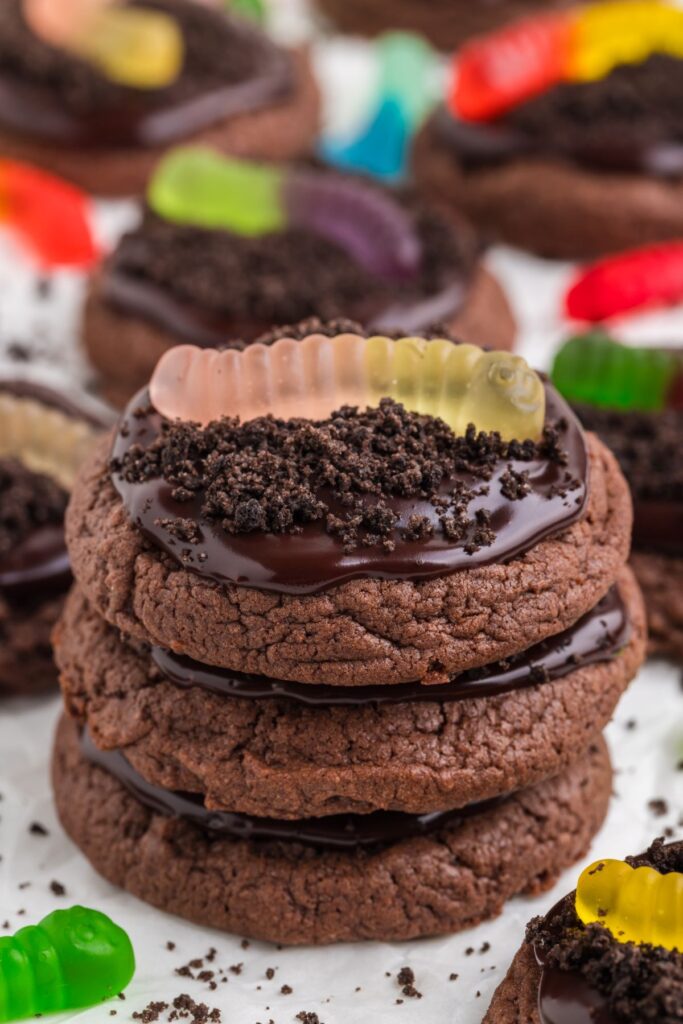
[66,329,632,685]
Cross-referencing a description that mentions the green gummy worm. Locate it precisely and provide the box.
[0,906,135,1021]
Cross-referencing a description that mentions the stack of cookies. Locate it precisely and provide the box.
[53,327,645,944]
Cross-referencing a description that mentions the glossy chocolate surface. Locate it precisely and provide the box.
[0,16,292,150]
[538,967,616,1024]
[152,585,628,700]
[110,384,589,595]
[534,902,616,1024]
[100,263,466,347]
[81,729,504,849]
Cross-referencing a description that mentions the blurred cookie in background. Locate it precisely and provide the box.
[83,148,515,406]
[552,332,683,663]
[0,380,107,695]
[313,0,565,51]
[0,0,319,195]
[414,1,683,258]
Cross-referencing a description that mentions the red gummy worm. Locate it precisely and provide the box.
[0,160,99,267]
[566,242,683,322]
[450,13,575,122]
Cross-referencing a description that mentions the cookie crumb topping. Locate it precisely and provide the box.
[575,405,683,503]
[0,457,68,556]
[112,399,571,554]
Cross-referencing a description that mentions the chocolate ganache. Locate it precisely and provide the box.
[534,906,617,1024]
[438,54,683,179]
[110,383,588,595]
[99,207,471,345]
[80,728,506,850]
[0,0,293,149]
[152,585,629,701]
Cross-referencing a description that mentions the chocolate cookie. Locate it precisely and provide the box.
[314,0,564,50]
[65,419,631,686]
[53,713,613,945]
[484,839,683,1024]
[54,569,644,818]
[0,381,106,695]
[569,399,683,664]
[82,175,515,407]
[414,53,683,258]
[0,0,319,196]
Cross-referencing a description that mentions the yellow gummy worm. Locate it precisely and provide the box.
[576,859,683,951]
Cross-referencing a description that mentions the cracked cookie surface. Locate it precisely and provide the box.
[65,432,632,686]
[55,568,644,817]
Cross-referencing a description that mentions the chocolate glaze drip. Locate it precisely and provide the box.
[80,729,505,849]
[100,263,466,347]
[537,967,616,1024]
[110,385,589,595]
[534,901,617,1024]
[152,585,628,701]
[0,12,293,150]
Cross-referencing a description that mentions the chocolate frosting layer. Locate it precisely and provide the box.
[101,263,466,345]
[534,898,615,1024]
[0,0,293,150]
[439,55,683,179]
[81,729,504,849]
[99,202,474,346]
[110,384,589,595]
[152,584,628,699]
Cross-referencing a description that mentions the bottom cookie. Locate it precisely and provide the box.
[630,550,683,663]
[53,715,612,945]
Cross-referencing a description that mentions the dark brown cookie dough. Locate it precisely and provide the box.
[630,550,683,662]
[83,262,515,409]
[314,0,565,50]
[65,429,632,686]
[413,120,683,260]
[52,713,612,944]
[0,46,319,197]
[54,567,644,817]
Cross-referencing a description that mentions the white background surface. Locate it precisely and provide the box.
[1,3,683,1021]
